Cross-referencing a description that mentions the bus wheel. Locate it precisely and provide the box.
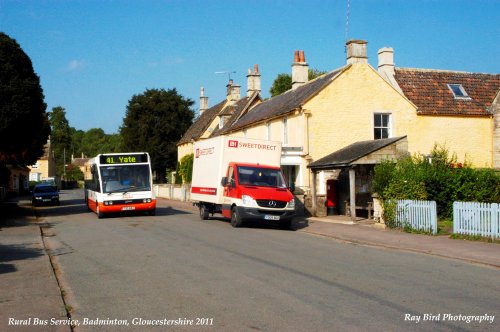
[200,204,209,220]
[96,206,104,219]
[230,207,243,228]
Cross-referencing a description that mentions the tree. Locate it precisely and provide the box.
[0,32,50,166]
[120,88,194,182]
[49,106,72,177]
[269,69,328,97]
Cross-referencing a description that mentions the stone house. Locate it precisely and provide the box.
[177,40,499,217]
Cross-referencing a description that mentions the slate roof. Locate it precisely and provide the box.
[213,92,261,137]
[394,68,500,117]
[226,67,347,132]
[308,136,407,170]
[177,99,226,145]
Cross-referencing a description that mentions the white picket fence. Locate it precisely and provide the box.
[453,202,500,238]
[395,200,437,234]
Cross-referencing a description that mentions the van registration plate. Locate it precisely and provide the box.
[264,215,280,221]
[122,206,135,211]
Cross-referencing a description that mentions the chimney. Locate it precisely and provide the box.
[292,50,308,90]
[246,64,261,97]
[377,46,403,93]
[378,47,395,76]
[226,79,240,103]
[199,87,209,115]
[346,40,368,64]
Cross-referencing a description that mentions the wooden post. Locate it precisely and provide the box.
[311,170,317,216]
[349,167,356,221]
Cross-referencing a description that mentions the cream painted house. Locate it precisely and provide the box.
[178,40,499,217]
[28,138,56,183]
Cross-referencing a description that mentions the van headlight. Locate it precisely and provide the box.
[242,195,257,207]
[288,198,295,209]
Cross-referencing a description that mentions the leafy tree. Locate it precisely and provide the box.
[269,69,327,97]
[120,88,194,182]
[49,106,72,177]
[269,73,292,97]
[0,32,50,167]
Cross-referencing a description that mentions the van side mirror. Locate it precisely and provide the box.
[220,177,228,186]
[288,183,295,193]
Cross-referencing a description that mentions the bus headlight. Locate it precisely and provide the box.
[143,198,152,203]
[287,198,295,209]
[242,195,257,207]
[104,201,113,206]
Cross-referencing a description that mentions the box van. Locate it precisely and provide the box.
[191,136,295,228]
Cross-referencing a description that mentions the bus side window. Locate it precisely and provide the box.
[91,165,100,192]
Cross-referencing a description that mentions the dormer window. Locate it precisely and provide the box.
[447,84,470,99]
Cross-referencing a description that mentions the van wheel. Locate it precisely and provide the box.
[231,207,243,228]
[200,204,209,220]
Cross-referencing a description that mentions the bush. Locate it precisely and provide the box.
[373,144,500,219]
[177,154,193,184]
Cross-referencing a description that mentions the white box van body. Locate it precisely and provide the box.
[191,136,295,228]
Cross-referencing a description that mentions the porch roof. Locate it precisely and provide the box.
[308,136,407,170]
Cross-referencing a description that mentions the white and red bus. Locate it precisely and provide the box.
[84,152,156,218]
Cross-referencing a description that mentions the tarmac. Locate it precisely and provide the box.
[1,196,499,331]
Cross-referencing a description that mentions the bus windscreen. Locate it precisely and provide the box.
[100,164,151,193]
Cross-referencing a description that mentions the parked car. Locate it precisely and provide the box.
[31,184,60,206]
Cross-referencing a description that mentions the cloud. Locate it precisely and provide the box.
[65,59,85,72]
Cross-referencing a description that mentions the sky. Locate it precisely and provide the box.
[1,0,499,134]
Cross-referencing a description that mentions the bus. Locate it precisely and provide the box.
[84,152,156,218]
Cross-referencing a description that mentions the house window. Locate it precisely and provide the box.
[447,84,470,99]
[283,117,288,145]
[219,116,225,129]
[266,122,271,141]
[374,113,391,139]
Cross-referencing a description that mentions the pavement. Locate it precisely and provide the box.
[1,196,499,331]
[0,197,68,331]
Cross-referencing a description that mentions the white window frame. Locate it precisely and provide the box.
[373,113,392,140]
[447,84,471,99]
[266,122,271,141]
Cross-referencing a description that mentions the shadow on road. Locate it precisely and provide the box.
[0,244,44,275]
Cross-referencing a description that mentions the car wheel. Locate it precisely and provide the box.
[230,207,243,228]
[200,204,210,220]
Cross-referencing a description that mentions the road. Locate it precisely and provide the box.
[35,189,499,331]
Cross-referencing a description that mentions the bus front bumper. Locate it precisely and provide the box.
[98,199,156,213]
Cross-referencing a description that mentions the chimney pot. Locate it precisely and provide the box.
[254,64,259,74]
[299,50,305,62]
[292,50,309,90]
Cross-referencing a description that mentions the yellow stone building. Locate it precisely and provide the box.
[178,40,500,216]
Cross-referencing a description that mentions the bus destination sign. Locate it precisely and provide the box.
[99,153,148,165]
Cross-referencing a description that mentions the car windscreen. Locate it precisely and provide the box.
[34,186,57,193]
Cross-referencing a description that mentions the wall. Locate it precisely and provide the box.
[305,63,416,163]
[408,115,492,167]
[155,184,191,201]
